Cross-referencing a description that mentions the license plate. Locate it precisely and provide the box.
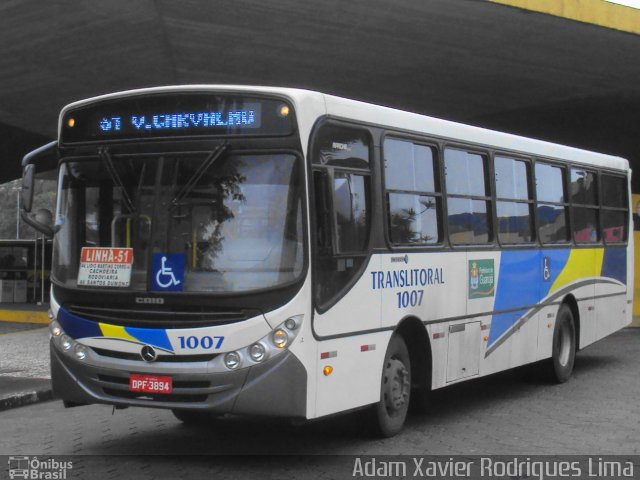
[129,374,172,394]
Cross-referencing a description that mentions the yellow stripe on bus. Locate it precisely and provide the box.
[99,323,137,342]
[550,248,604,293]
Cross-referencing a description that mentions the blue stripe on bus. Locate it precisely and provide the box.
[57,307,103,340]
[123,326,173,352]
[601,247,626,284]
[489,249,570,346]
[56,306,173,352]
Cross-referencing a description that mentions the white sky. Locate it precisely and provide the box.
[605,0,640,9]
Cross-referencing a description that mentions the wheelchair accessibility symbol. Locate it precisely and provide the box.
[151,253,185,291]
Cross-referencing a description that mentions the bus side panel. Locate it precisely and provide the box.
[379,252,465,329]
[536,303,559,361]
[476,250,540,378]
[313,256,381,337]
[595,246,629,340]
[377,251,465,391]
[314,331,389,418]
[313,255,382,417]
[541,248,598,348]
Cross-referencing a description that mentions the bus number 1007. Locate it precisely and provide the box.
[396,290,424,309]
[178,335,224,350]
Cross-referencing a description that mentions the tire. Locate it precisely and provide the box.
[545,304,576,383]
[371,334,411,437]
[171,409,217,425]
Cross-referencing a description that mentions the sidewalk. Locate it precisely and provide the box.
[0,321,52,411]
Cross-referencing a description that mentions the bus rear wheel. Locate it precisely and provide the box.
[371,334,411,437]
[545,304,576,383]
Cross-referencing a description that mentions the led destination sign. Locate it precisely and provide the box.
[98,107,260,133]
[61,93,294,144]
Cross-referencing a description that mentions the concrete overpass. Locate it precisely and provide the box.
[1,0,640,188]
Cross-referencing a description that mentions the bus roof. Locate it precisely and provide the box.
[59,85,629,172]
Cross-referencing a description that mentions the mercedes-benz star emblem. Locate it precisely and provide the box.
[140,345,158,362]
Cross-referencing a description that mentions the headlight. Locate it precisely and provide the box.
[61,335,73,351]
[284,317,298,330]
[272,329,288,349]
[74,344,87,361]
[249,343,266,362]
[49,321,62,337]
[224,351,241,370]
[219,315,302,371]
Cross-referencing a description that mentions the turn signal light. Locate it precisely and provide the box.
[278,105,290,117]
[323,366,333,376]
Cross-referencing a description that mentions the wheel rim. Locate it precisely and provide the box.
[383,356,410,417]
[558,320,572,367]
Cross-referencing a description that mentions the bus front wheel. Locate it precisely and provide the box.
[371,334,411,437]
[545,304,576,383]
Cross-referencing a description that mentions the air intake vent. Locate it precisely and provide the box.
[66,304,260,328]
[91,348,218,363]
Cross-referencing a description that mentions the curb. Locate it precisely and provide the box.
[0,310,49,325]
[0,388,54,412]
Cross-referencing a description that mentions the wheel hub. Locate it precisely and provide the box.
[384,357,410,413]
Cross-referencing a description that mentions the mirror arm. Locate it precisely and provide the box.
[20,210,54,238]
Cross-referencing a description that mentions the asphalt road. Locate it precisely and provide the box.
[0,330,638,474]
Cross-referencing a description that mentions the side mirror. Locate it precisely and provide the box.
[21,209,54,238]
[21,164,35,213]
[20,141,58,239]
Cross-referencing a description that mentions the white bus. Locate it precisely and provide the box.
[21,86,632,437]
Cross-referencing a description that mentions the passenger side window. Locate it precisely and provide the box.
[445,148,492,244]
[601,174,628,243]
[494,156,533,243]
[570,168,599,243]
[535,162,569,244]
[384,138,441,245]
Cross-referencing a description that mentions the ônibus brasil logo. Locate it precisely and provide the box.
[8,456,72,479]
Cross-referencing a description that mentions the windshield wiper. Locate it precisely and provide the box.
[98,147,136,214]
[170,142,228,210]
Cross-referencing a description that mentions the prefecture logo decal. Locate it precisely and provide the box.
[468,259,495,299]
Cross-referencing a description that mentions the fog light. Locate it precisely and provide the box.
[47,309,54,320]
[61,335,73,351]
[224,351,241,370]
[74,344,87,361]
[284,318,298,330]
[272,329,288,349]
[50,321,62,337]
[249,343,266,362]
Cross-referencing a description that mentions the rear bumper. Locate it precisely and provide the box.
[51,340,307,417]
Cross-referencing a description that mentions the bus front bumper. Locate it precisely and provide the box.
[50,340,307,417]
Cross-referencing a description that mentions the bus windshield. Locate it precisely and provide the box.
[52,151,305,293]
